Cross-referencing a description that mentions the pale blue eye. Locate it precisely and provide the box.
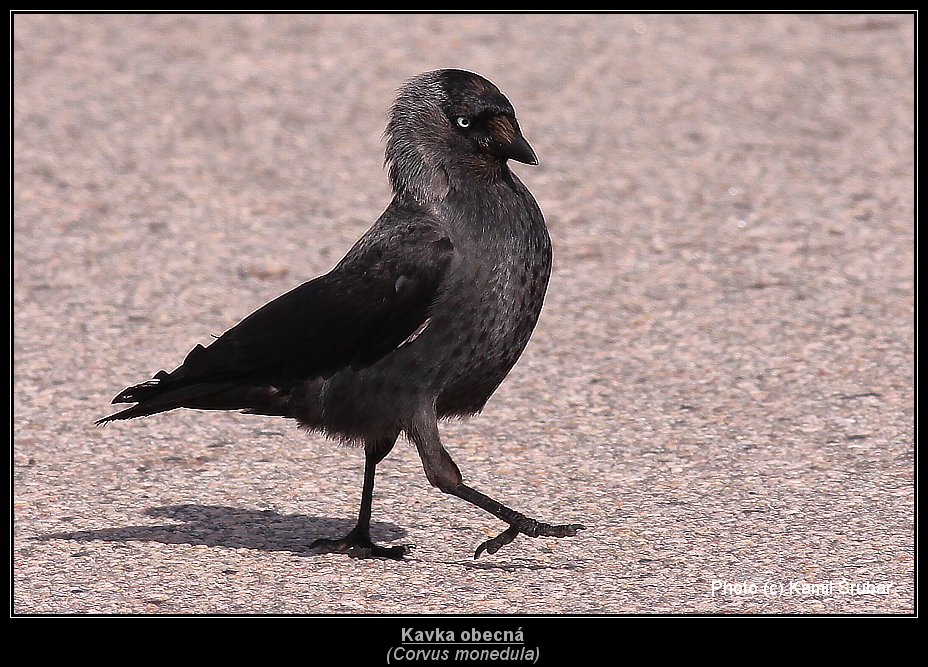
[456,116,471,129]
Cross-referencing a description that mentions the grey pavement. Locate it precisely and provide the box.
[13,14,914,614]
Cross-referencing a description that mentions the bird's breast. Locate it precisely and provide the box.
[430,205,551,415]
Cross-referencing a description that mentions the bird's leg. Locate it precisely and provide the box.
[310,442,410,559]
[409,413,584,559]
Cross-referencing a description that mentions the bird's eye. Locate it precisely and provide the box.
[455,116,471,129]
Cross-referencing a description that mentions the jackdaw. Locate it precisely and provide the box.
[99,69,584,559]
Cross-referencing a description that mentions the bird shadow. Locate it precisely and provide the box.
[35,504,408,556]
[453,557,589,572]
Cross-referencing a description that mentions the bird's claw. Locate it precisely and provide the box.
[473,519,586,559]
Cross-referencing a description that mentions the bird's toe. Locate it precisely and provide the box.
[310,534,412,560]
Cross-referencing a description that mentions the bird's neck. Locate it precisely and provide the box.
[389,157,512,206]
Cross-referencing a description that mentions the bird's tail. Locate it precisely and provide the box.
[95,370,251,425]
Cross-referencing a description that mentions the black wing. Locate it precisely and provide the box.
[98,222,454,423]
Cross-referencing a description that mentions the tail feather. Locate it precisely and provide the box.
[95,402,171,424]
[111,370,171,404]
[96,375,255,425]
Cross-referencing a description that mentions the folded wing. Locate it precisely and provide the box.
[98,223,454,423]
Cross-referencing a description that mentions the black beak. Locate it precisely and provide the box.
[500,132,539,166]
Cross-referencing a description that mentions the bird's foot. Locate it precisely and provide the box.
[310,527,412,560]
[474,516,585,559]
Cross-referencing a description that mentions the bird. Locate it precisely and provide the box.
[98,68,584,559]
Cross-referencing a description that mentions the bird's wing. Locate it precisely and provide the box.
[158,221,454,390]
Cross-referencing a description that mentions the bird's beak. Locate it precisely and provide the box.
[502,132,539,166]
[486,115,539,166]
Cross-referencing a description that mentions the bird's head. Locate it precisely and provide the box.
[385,69,538,202]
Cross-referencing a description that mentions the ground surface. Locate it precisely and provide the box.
[14,14,914,614]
